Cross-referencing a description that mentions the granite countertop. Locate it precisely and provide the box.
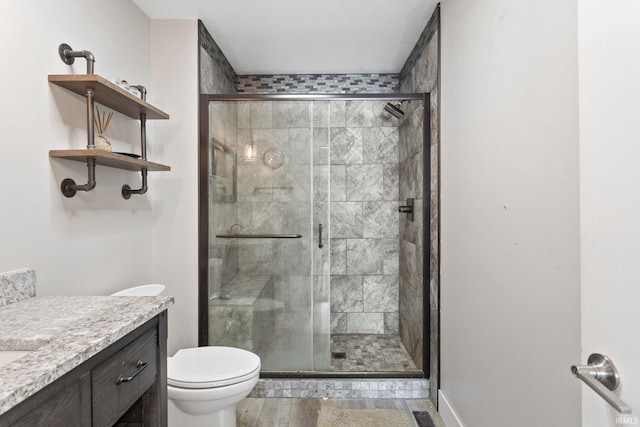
[0,295,174,415]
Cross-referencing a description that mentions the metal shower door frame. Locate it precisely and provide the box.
[197,93,431,378]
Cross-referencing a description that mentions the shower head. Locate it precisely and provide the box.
[384,101,405,119]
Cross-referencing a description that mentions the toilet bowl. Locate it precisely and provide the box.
[168,346,260,427]
[111,285,261,427]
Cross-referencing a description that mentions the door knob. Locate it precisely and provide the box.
[571,353,631,414]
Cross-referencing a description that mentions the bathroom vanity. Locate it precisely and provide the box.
[0,294,173,426]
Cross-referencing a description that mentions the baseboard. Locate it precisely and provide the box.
[438,390,465,427]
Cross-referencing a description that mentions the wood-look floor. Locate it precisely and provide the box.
[237,398,445,427]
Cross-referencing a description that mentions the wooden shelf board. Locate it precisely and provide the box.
[50,150,170,172]
[48,75,169,120]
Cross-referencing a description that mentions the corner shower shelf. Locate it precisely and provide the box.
[49,150,170,172]
[48,75,169,119]
[48,47,170,199]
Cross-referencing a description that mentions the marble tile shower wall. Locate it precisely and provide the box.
[230,100,401,336]
[397,100,425,370]
[230,101,319,365]
[209,102,239,299]
[200,21,238,305]
[326,100,401,336]
[235,101,313,280]
[399,7,440,388]
[199,21,237,94]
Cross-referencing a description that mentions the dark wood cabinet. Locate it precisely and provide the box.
[0,311,168,427]
[92,327,158,427]
[7,372,91,427]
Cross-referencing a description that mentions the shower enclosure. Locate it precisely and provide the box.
[199,94,428,377]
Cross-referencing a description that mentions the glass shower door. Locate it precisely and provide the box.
[207,99,330,371]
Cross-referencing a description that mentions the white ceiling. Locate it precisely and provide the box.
[132,0,438,75]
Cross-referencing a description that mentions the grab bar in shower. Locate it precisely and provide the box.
[216,234,302,239]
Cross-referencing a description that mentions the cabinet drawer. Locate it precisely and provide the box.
[91,328,158,427]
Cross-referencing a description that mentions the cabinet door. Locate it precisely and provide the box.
[7,372,91,427]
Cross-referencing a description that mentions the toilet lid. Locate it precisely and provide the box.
[168,346,261,389]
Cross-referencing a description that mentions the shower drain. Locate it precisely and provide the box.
[331,351,347,359]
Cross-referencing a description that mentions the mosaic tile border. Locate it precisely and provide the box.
[400,5,440,81]
[198,20,237,88]
[249,378,429,399]
[236,74,400,94]
[0,268,35,307]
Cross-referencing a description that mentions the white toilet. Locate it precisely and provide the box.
[112,285,261,427]
[168,346,260,427]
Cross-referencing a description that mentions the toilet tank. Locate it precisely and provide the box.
[111,284,165,296]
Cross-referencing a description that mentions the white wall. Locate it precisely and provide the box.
[0,2,205,356]
[149,20,200,355]
[439,1,582,426]
[579,0,640,424]
[0,0,155,296]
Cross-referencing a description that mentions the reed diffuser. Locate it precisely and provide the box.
[94,107,113,152]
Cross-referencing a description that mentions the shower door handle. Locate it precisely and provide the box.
[318,223,323,248]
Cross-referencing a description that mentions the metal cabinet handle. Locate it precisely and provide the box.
[116,359,148,385]
[571,353,631,414]
[318,223,323,249]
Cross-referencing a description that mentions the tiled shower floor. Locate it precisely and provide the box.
[330,334,419,372]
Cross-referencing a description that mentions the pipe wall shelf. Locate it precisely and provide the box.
[48,75,169,120]
[49,150,170,172]
[49,46,170,199]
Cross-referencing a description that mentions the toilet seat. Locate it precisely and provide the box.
[168,346,261,389]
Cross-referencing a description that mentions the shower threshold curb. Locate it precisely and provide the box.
[262,371,424,379]
[250,378,430,399]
